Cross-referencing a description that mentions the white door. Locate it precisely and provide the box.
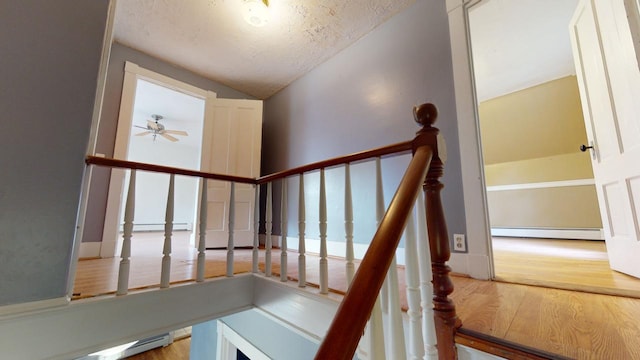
[200,98,263,248]
[570,0,640,278]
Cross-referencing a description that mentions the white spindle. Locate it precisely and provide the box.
[416,192,438,359]
[252,184,260,273]
[298,174,307,287]
[369,298,386,360]
[196,178,207,282]
[117,169,136,295]
[375,157,389,312]
[226,182,235,277]
[265,182,273,277]
[344,164,355,285]
[405,206,426,360]
[386,256,407,359]
[280,179,288,282]
[160,174,174,289]
[319,169,329,294]
[365,157,386,358]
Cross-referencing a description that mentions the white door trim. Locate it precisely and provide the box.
[217,321,270,360]
[446,0,492,280]
[99,62,217,258]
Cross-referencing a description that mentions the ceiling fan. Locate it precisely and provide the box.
[134,114,188,142]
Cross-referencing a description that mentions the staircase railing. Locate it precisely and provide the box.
[313,103,459,359]
[83,102,460,359]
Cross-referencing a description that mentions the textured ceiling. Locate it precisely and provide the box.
[114,0,415,99]
[469,0,579,101]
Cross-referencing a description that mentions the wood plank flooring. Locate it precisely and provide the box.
[492,237,640,298]
[75,233,640,359]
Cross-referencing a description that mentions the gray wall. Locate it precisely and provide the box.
[0,0,109,305]
[82,42,254,243]
[262,0,466,246]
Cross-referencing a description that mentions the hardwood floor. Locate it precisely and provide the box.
[452,276,640,359]
[126,337,191,360]
[492,237,640,298]
[75,233,640,359]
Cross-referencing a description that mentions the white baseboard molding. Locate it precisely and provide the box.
[120,223,192,232]
[0,296,69,317]
[286,236,406,266]
[79,242,102,258]
[491,227,604,240]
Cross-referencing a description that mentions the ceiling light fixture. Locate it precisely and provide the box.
[244,0,269,27]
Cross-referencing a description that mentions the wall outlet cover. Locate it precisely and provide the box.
[453,233,466,252]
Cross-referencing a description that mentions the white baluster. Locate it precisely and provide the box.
[226,182,235,277]
[362,157,386,358]
[416,192,438,359]
[280,179,288,282]
[265,182,273,277]
[117,169,136,296]
[369,298,386,360]
[252,184,260,273]
[405,206,425,360]
[298,174,307,287]
[196,178,207,282]
[344,164,355,285]
[375,157,389,312]
[160,174,174,289]
[319,169,328,295]
[386,256,407,359]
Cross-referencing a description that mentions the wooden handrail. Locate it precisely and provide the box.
[314,103,459,360]
[257,140,413,184]
[85,156,256,184]
[314,145,433,360]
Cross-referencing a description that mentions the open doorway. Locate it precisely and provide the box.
[467,0,640,297]
[100,62,212,258]
[119,78,205,238]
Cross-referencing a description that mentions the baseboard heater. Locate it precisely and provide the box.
[76,333,172,360]
[491,227,604,240]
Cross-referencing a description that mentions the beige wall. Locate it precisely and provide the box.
[480,76,588,165]
[480,76,602,229]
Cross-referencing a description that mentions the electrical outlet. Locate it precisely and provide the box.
[453,234,466,252]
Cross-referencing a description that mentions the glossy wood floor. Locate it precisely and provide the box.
[492,237,640,298]
[76,233,640,359]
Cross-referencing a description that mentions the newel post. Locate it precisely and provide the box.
[413,103,460,359]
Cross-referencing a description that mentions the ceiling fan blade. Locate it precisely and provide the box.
[134,125,148,130]
[164,129,188,136]
[147,119,159,130]
[135,131,152,136]
[161,133,179,142]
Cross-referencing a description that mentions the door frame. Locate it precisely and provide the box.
[99,61,217,258]
[445,0,493,280]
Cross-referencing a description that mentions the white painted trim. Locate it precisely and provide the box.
[67,0,118,296]
[124,62,210,99]
[491,227,605,240]
[0,296,69,317]
[486,179,595,192]
[447,0,496,280]
[100,63,217,258]
[0,276,254,360]
[286,236,406,266]
[217,321,270,360]
[79,242,102,258]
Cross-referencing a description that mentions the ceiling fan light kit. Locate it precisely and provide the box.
[244,0,270,27]
[133,114,188,142]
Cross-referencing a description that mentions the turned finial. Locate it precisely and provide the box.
[413,103,438,127]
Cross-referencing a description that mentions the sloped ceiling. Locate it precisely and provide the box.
[114,0,416,99]
[469,0,579,102]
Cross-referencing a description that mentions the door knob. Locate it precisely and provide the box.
[580,144,593,152]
